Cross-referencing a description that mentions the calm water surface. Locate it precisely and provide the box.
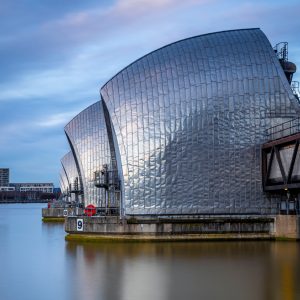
[0,204,299,300]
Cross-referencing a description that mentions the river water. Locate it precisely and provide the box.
[0,204,299,300]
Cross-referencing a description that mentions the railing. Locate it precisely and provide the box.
[266,117,300,141]
[75,206,119,216]
[273,42,288,61]
[70,177,83,194]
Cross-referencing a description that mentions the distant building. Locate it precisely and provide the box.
[0,168,9,187]
[10,183,54,193]
[0,186,15,191]
[0,168,56,203]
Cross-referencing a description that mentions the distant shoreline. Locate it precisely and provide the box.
[0,200,49,204]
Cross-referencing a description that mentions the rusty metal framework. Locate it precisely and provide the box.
[262,133,300,191]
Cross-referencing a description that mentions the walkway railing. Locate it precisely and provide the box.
[266,117,300,141]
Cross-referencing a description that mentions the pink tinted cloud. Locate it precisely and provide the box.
[41,0,209,40]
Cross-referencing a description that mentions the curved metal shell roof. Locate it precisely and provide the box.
[100,28,299,215]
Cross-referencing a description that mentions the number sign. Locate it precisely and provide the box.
[77,219,83,231]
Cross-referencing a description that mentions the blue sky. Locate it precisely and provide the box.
[1,0,299,186]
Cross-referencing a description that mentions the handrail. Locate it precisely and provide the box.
[266,117,300,141]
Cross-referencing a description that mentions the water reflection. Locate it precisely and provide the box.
[0,204,299,300]
[65,241,300,300]
[268,243,300,300]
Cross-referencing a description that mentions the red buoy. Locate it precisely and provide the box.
[84,204,96,216]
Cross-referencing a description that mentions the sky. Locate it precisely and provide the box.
[0,0,300,187]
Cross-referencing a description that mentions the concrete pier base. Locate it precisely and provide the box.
[64,215,294,241]
[42,207,83,222]
[274,215,300,240]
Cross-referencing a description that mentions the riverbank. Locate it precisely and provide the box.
[0,200,49,203]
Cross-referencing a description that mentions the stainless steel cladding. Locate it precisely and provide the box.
[101,28,299,215]
[61,151,82,203]
[64,101,117,208]
[59,168,69,198]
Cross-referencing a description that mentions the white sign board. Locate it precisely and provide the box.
[77,219,83,231]
[63,209,68,217]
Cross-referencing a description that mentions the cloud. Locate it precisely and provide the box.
[52,0,202,28]
[112,0,191,16]
[0,0,208,103]
[2,0,215,185]
[1,0,300,186]
[36,111,81,127]
[0,64,99,101]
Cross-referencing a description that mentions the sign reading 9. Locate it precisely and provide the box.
[77,219,83,231]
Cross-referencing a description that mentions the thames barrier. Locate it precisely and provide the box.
[43,28,300,240]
